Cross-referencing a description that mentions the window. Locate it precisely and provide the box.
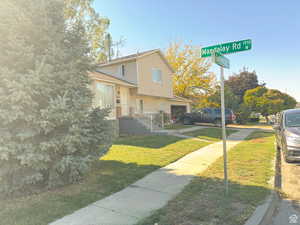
[95,83,115,110]
[285,112,300,127]
[152,68,162,83]
[121,64,125,77]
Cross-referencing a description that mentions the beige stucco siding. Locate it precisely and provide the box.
[98,60,138,84]
[132,95,190,114]
[136,53,173,98]
[138,96,171,114]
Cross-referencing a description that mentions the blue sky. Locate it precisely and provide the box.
[94,0,300,101]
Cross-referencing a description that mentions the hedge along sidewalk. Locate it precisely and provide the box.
[137,131,276,225]
[50,129,253,225]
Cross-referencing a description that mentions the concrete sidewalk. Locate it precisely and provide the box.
[50,129,253,225]
[154,125,208,135]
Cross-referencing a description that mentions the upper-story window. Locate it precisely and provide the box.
[121,64,125,77]
[152,68,162,83]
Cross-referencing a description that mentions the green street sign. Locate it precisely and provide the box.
[213,52,230,69]
[201,39,252,58]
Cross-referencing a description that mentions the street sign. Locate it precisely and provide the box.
[213,52,230,69]
[200,39,252,195]
[201,39,252,57]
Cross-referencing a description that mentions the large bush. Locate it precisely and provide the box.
[0,0,112,195]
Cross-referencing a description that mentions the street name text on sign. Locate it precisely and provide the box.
[201,39,252,58]
[213,52,230,69]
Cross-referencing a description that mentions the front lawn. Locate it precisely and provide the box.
[227,123,273,130]
[185,127,239,142]
[0,135,211,225]
[137,131,276,225]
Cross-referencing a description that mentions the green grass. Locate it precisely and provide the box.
[164,123,196,130]
[227,123,273,130]
[137,131,276,225]
[0,135,211,225]
[185,127,239,142]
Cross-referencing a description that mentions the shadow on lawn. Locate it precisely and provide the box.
[0,160,162,225]
[113,135,184,149]
[93,160,160,192]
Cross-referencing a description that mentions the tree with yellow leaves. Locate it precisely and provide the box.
[165,42,216,107]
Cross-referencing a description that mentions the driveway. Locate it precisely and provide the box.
[271,151,300,225]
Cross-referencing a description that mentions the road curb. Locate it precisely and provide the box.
[244,191,279,225]
[244,144,280,225]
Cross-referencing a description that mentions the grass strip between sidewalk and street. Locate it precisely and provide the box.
[137,131,276,225]
[0,134,211,225]
[184,127,239,142]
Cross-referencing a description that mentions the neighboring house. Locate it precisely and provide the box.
[89,49,191,134]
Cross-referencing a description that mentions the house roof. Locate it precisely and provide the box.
[171,96,193,103]
[89,71,137,87]
[99,49,158,65]
[98,49,174,73]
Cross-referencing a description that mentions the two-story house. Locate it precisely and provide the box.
[89,49,191,134]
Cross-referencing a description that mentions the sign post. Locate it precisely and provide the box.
[201,39,252,195]
[212,52,229,195]
[220,65,228,195]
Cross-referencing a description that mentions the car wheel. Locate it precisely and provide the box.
[183,118,193,125]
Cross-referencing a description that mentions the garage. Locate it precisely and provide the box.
[171,105,187,121]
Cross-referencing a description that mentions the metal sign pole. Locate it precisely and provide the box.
[203,40,252,195]
[220,66,228,195]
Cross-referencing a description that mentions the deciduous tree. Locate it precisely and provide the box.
[204,86,240,111]
[64,0,124,62]
[244,86,297,122]
[165,42,215,107]
[225,68,262,102]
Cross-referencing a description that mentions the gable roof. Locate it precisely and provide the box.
[89,71,137,87]
[98,49,174,73]
[99,49,158,65]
